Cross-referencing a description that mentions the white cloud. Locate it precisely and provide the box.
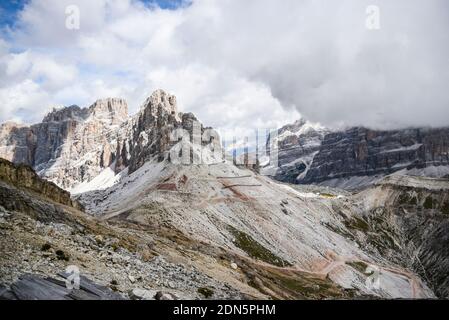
[5,51,31,77]
[30,56,78,90]
[143,64,299,134]
[1,0,448,132]
[0,79,54,122]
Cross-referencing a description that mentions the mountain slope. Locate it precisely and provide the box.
[76,153,439,298]
[0,158,250,299]
[0,156,362,300]
[352,175,449,297]
[1,90,447,299]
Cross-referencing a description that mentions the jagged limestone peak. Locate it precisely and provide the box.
[139,89,179,121]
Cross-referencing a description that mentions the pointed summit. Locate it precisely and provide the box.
[140,89,180,121]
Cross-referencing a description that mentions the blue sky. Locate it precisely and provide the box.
[0,0,188,28]
[0,0,28,27]
[142,0,190,10]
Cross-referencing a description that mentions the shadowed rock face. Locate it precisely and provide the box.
[127,90,183,174]
[268,122,449,188]
[266,119,328,183]
[0,122,35,165]
[302,127,449,184]
[0,158,82,211]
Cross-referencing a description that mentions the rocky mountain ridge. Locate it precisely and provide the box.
[265,120,449,189]
[0,90,216,192]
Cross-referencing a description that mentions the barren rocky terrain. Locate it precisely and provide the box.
[1,90,448,300]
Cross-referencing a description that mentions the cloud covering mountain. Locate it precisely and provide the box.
[1,0,448,131]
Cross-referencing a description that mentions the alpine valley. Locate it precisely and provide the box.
[1,90,449,300]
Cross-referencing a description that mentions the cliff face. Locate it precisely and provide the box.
[0,98,129,190]
[127,90,183,174]
[0,158,81,210]
[267,122,449,189]
[265,119,328,183]
[0,122,35,165]
[302,127,449,185]
[0,91,205,191]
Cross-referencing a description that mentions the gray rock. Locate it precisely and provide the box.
[155,291,178,300]
[0,273,126,300]
[129,288,157,300]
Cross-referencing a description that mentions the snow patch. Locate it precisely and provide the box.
[276,183,319,198]
[71,166,124,194]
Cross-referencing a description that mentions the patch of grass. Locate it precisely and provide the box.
[366,229,398,255]
[228,226,291,267]
[423,196,435,209]
[346,261,369,274]
[55,249,70,261]
[323,222,355,241]
[41,243,51,251]
[319,193,336,199]
[442,202,449,215]
[345,216,370,232]
[263,271,357,299]
[397,193,418,206]
[197,287,214,298]
[397,193,408,205]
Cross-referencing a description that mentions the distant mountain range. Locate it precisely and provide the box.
[263,119,449,189]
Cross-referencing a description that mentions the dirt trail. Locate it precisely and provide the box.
[237,250,422,298]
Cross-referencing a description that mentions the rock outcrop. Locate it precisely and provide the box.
[0,98,130,190]
[0,122,35,165]
[302,127,449,185]
[0,158,81,210]
[0,273,125,300]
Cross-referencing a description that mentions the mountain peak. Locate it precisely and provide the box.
[88,98,128,125]
[140,89,179,120]
[42,98,129,125]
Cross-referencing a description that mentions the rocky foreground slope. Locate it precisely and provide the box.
[266,120,449,189]
[1,90,448,299]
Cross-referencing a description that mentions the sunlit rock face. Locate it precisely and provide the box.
[0,97,132,190]
[0,90,216,191]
